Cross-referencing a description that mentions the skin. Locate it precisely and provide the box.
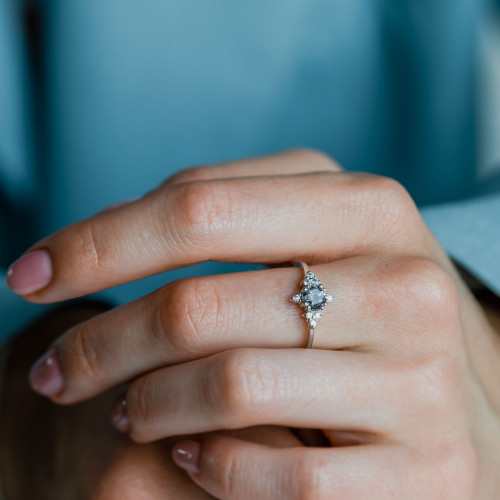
[9,150,500,498]
[1,303,302,499]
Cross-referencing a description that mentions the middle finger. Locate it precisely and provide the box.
[35,255,440,404]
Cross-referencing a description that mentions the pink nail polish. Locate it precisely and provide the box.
[29,349,64,396]
[111,394,130,432]
[6,250,52,295]
[172,441,201,474]
[97,198,138,214]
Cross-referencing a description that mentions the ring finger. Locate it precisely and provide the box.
[32,254,440,404]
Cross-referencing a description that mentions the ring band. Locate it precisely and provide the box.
[291,262,334,348]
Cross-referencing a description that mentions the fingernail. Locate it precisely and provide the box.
[6,250,52,295]
[97,198,138,214]
[29,348,64,396]
[111,394,130,432]
[172,440,201,474]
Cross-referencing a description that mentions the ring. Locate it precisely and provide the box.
[291,262,334,348]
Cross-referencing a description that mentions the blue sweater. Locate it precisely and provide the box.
[1,0,499,339]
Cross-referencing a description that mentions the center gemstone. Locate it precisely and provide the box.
[306,287,325,308]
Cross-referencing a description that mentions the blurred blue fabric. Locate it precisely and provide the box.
[1,0,499,342]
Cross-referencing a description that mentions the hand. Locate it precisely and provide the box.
[8,150,500,498]
[1,303,304,499]
[0,304,218,499]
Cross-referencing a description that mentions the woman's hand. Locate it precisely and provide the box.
[0,304,217,499]
[8,150,500,498]
[2,302,303,499]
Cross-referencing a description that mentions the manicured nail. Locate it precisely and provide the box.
[29,348,64,396]
[97,198,138,214]
[6,250,52,295]
[172,440,201,474]
[111,394,130,432]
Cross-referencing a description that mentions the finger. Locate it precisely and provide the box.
[11,170,426,303]
[43,255,450,404]
[172,435,409,500]
[100,427,301,500]
[115,349,402,443]
[206,425,305,449]
[94,441,216,500]
[165,149,340,185]
[97,150,339,216]
[105,149,339,214]
[10,149,338,301]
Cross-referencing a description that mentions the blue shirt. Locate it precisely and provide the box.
[1,0,499,341]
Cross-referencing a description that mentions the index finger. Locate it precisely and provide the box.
[7,171,424,303]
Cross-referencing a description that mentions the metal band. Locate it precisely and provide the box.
[295,262,315,348]
[291,262,334,349]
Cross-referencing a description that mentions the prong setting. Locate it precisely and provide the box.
[291,270,334,330]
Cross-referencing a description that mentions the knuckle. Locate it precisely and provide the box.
[288,148,342,172]
[212,350,266,423]
[424,437,479,498]
[407,350,463,423]
[373,257,460,336]
[165,165,211,185]
[67,322,102,381]
[211,445,241,498]
[174,180,238,242]
[413,358,453,411]
[294,455,335,500]
[74,218,109,274]
[127,377,155,440]
[370,175,411,204]
[359,175,420,230]
[403,257,460,323]
[159,278,222,354]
